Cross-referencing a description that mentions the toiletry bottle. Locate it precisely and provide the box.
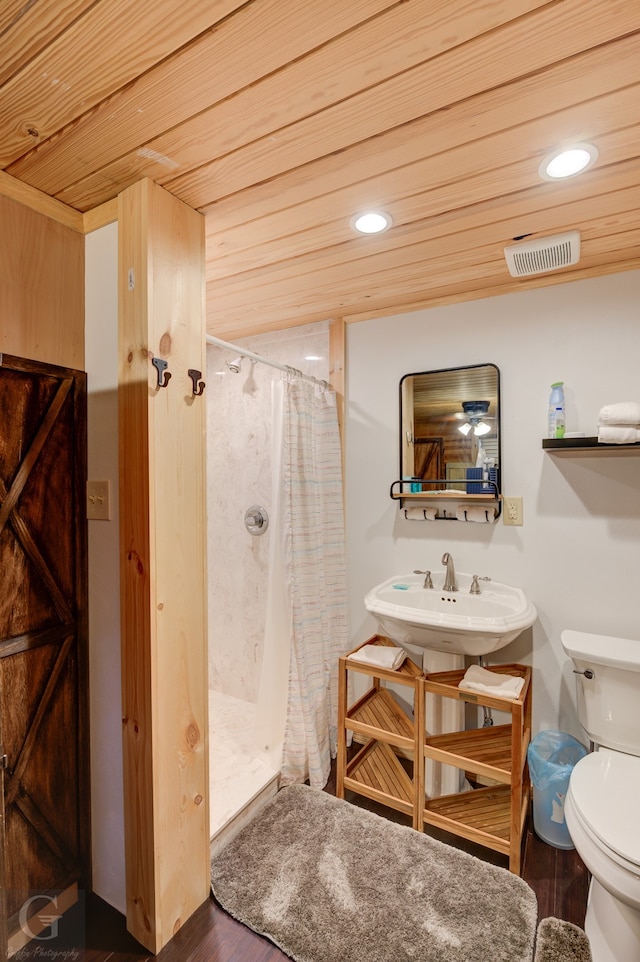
[548,382,566,439]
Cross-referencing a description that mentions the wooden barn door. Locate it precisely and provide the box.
[0,354,89,958]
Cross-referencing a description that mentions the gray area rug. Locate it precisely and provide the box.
[211,784,538,962]
[534,918,592,962]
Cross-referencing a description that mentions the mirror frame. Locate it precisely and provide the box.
[397,362,501,508]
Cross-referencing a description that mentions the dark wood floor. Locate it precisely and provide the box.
[17,771,589,962]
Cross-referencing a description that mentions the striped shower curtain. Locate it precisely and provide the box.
[279,375,350,789]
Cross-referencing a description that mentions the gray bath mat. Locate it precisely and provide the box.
[211,784,538,962]
[534,917,592,962]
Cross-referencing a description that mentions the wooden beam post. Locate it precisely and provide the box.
[118,179,209,952]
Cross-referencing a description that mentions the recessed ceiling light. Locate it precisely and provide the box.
[350,211,393,234]
[539,143,598,181]
[304,354,323,361]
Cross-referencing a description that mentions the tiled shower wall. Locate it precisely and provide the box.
[206,320,330,701]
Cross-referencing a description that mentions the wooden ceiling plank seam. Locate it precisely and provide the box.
[342,255,640,326]
[202,120,640,272]
[205,243,640,335]
[205,230,640,317]
[32,0,640,209]
[403,159,640,242]
[206,186,640,295]
[106,34,640,232]
[200,33,640,235]
[42,0,552,207]
[204,254,640,340]
[204,129,640,282]
[0,0,29,35]
[339,258,640,327]
[200,38,640,253]
[0,0,96,89]
[175,47,640,217]
[207,259,640,341]
[208,209,640,310]
[6,0,401,191]
[0,0,250,167]
[205,178,640,293]
[164,0,640,208]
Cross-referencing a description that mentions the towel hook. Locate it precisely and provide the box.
[187,368,206,396]
[151,356,171,389]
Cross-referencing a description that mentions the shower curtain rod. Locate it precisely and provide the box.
[206,334,328,387]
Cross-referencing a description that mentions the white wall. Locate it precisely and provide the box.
[85,223,126,911]
[346,270,640,741]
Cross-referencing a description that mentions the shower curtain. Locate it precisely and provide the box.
[278,375,349,789]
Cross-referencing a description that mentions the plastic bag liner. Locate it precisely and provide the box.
[528,730,588,790]
[528,730,588,849]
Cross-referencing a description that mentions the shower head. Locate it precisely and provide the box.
[226,356,243,374]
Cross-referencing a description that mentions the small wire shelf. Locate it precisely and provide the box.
[389,479,502,520]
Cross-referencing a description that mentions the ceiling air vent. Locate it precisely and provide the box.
[504,230,580,278]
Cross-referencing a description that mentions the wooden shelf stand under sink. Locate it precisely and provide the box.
[337,636,532,874]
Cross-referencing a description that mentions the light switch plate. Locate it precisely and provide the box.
[87,480,111,520]
[503,496,523,526]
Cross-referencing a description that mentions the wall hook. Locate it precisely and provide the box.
[187,369,206,396]
[151,356,171,389]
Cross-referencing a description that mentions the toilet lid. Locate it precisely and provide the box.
[569,750,640,867]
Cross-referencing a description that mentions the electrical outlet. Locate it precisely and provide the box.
[87,480,111,520]
[503,496,523,526]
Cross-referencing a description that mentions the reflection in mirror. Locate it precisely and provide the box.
[400,363,500,495]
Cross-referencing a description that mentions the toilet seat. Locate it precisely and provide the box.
[568,750,640,869]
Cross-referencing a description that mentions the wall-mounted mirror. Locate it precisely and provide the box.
[399,363,500,499]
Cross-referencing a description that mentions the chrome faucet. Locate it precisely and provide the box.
[441,552,457,592]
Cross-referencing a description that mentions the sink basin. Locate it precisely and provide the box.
[364,572,536,656]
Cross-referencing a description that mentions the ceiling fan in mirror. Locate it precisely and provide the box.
[454,400,495,436]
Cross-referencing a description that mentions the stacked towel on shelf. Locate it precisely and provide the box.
[347,644,406,670]
[455,504,497,523]
[458,664,524,699]
[597,425,640,444]
[597,401,640,444]
[597,401,640,425]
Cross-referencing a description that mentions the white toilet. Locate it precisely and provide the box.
[561,629,640,962]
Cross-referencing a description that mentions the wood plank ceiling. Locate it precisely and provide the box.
[2,0,639,339]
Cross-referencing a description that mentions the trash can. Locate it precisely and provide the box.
[527,730,588,849]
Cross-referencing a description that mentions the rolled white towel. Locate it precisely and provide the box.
[597,401,640,425]
[404,506,438,520]
[458,664,524,699]
[348,644,406,671]
[598,425,640,444]
[455,504,497,523]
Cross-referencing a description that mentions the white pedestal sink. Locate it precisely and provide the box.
[364,571,537,657]
[364,571,536,797]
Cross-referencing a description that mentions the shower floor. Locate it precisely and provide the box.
[209,689,279,841]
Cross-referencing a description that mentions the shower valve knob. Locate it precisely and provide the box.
[244,505,269,535]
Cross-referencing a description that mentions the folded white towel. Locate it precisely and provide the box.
[458,664,524,699]
[597,425,640,444]
[404,506,438,520]
[348,644,406,671]
[455,505,497,523]
[597,401,640,425]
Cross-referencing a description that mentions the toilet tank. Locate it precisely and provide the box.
[561,630,640,755]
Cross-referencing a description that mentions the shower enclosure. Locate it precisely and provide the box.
[206,321,330,841]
